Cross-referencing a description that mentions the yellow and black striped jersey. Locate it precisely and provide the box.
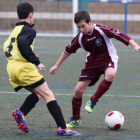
[4,22,40,66]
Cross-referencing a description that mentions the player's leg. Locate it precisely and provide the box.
[105,67,116,82]
[66,79,91,128]
[90,67,116,102]
[7,62,33,133]
[10,62,45,133]
[33,81,55,103]
[11,62,79,135]
[32,81,80,136]
[12,89,41,133]
[20,88,41,115]
[86,67,116,114]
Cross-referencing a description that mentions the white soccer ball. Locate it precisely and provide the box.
[105,111,124,130]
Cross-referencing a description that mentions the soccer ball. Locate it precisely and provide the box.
[105,111,124,130]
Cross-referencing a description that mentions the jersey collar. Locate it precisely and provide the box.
[16,22,35,27]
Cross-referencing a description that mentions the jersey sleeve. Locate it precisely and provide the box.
[17,28,40,66]
[64,34,81,55]
[97,24,131,46]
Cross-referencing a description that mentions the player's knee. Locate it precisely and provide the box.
[28,94,39,108]
[36,94,42,100]
[105,68,116,80]
[106,73,115,80]
[74,87,84,96]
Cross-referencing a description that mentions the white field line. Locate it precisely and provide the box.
[0,91,140,98]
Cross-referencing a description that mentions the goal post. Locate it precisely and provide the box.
[73,0,78,37]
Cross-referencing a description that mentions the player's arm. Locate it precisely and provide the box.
[98,25,131,46]
[129,39,140,52]
[50,52,69,74]
[18,29,40,66]
[18,28,45,71]
[50,34,80,74]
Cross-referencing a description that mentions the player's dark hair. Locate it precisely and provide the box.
[17,2,34,19]
[74,10,91,24]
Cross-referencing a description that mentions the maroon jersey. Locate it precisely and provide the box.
[64,24,131,69]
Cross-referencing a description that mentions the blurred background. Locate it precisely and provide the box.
[0,0,140,37]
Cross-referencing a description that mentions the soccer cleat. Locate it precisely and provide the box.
[12,109,29,133]
[66,117,81,128]
[85,100,96,113]
[57,127,80,136]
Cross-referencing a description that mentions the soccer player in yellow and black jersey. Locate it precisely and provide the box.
[4,2,79,136]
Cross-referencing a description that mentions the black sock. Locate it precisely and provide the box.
[47,100,66,129]
[19,93,39,116]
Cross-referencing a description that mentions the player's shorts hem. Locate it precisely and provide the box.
[14,78,45,92]
[15,86,22,92]
[78,78,95,87]
[24,78,45,89]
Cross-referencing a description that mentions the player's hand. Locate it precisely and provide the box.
[134,46,140,52]
[37,63,45,71]
[129,39,140,52]
[50,65,58,74]
[36,54,39,57]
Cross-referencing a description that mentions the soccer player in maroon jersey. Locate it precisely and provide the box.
[50,10,140,128]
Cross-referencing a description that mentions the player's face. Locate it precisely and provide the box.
[76,20,93,34]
